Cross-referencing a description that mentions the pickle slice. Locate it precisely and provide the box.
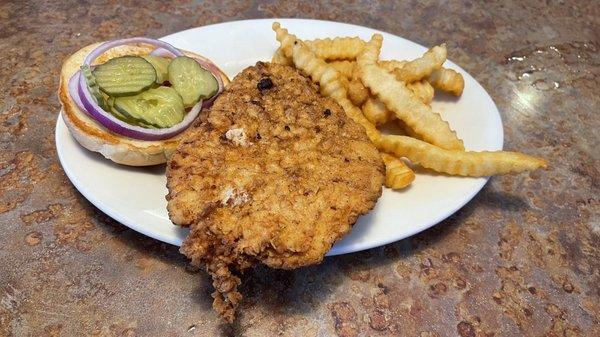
[168,56,218,107]
[142,55,171,84]
[80,65,109,110]
[105,96,157,129]
[107,97,134,123]
[93,56,157,96]
[113,86,185,128]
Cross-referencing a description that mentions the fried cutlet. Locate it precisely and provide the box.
[166,62,384,322]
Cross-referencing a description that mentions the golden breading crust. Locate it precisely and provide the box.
[166,62,384,322]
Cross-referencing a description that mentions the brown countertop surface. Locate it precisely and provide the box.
[1,1,598,336]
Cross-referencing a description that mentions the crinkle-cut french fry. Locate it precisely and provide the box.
[339,75,350,91]
[428,68,465,96]
[381,58,463,96]
[380,135,547,177]
[335,96,382,143]
[381,153,415,189]
[272,47,293,66]
[396,120,421,139]
[273,23,297,57]
[327,60,355,79]
[362,96,395,126]
[347,78,369,107]
[358,33,383,64]
[379,58,435,106]
[304,37,366,61]
[378,60,407,72]
[357,36,464,150]
[393,45,447,82]
[272,22,381,143]
[406,80,435,105]
[272,22,546,181]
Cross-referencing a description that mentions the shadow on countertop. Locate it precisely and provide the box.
[83,183,530,336]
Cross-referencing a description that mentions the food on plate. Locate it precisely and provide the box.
[378,59,407,72]
[397,119,422,140]
[428,67,465,95]
[54,21,550,326]
[271,47,293,66]
[111,86,185,128]
[362,96,394,126]
[380,135,547,176]
[166,62,384,322]
[392,44,447,82]
[304,36,366,60]
[271,35,366,65]
[270,22,546,189]
[381,153,415,189]
[272,22,381,144]
[272,24,421,191]
[357,34,464,151]
[406,80,435,105]
[58,38,229,166]
[92,56,157,96]
[379,58,464,96]
[168,56,219,107]
[141,55,171,83]
[328,60,356,78]
[347,77,370,106]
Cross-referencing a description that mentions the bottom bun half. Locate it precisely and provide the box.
[58,42,229,166]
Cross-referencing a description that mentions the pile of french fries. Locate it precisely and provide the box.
[272,23,546,189]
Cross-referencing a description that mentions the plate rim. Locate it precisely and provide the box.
[55,115,186,246]
[56,18,504,256]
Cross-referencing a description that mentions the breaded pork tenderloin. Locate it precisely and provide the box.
[166,62,384,322]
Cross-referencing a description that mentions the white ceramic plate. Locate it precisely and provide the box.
[55,19,503,256]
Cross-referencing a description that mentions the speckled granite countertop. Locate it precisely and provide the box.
[1,1,598,336]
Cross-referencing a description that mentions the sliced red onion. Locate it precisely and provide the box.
[84,37,183,65]
[150,47,178,58]
[68,37,225,140]
[67,71,86,112]
[201,96,217,109]
[73,71,202,140]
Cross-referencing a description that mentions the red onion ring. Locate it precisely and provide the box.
[84,37,183,65]
[149,47,178,58]
[67,71,86,112]
[69,38,199,140]
[67,37,225,140]
[73,69,202,141]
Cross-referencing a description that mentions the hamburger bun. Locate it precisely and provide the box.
[58,42,230,166]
